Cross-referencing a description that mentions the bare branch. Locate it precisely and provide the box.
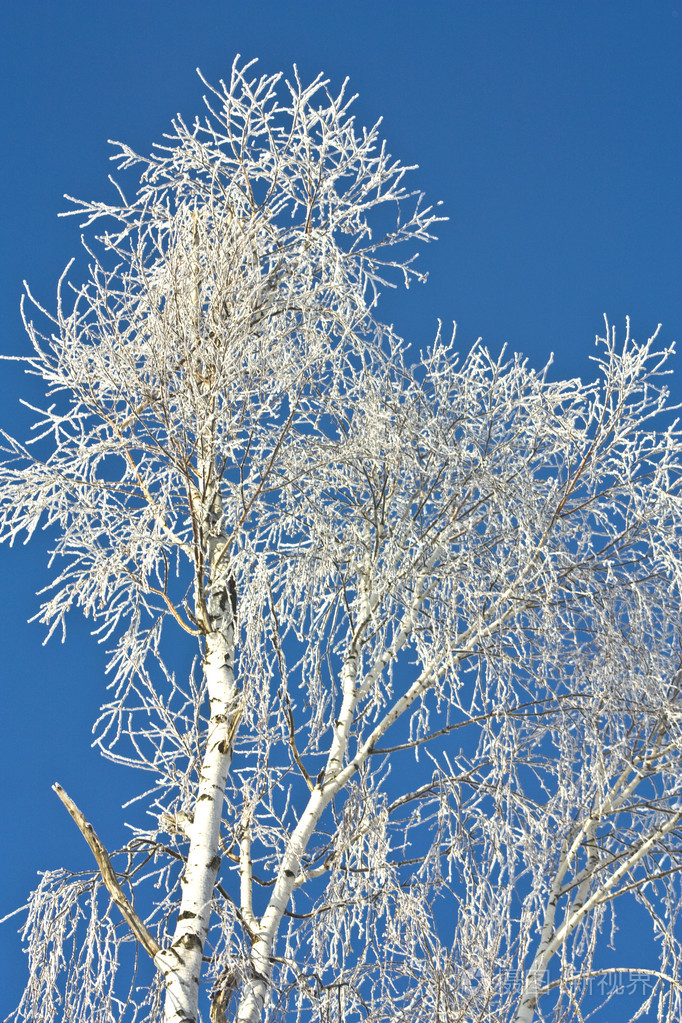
[52,783,160,960]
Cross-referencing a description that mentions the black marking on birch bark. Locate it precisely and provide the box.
[227,574,238,623]
[284,869,295,878]
[176,932,203,951]
[218,739,230,754]
[208,854,221,870]
[207,574,238,630]
[178,910,197,921]
[207,584,227,624]
[164,945,186,964]
[198,792,213,801]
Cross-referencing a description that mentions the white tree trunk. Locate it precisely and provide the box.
[235,786,330,1023]
[515,810,682,1023]
[157,629,237,1023]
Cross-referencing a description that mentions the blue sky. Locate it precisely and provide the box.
[0,1,680,1015]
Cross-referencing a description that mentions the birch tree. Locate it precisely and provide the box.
[1,58,681,1023]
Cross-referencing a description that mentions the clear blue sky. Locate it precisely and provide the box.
[1,1,680,1015]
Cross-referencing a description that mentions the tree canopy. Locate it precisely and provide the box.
[1,59,681,1023]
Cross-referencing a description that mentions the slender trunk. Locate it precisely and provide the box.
[234,571,410,1023]
[157,627,238,1023]
[515,809,682,1023]
[235,787,330,1023]
[234,650,364,1022]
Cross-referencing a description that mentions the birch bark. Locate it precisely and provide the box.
[157,628,238,1023]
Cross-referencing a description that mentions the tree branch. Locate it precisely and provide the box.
[53,782,161,960]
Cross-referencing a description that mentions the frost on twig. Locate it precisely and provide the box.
[9,869,164,1023]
